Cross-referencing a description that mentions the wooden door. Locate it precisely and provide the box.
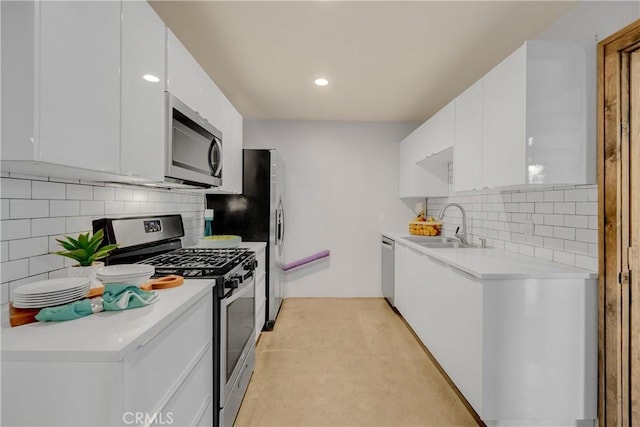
[598,19,640,427]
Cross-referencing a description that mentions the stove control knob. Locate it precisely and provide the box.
[225,277,240,289]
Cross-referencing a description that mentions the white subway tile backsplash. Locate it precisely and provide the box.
[544,190,564,202]
[587,188,598,202]
[518,244,534,256]
[565,240,589,255]
[576,228,598,244]
[553,226,576,241]
[1,282,8,304]
[1,219,31,241]
[124,202,141,214]
[544,214,564,226]
[31,218,66,237]
[589,244,598,258]
[1,241,8,262]
[50,200,80,217]
[65,216,92,233]
[10,200,49,218]
[1,200,9,218]
[535,203,554,214]
[504,242,519,253]
[535,224,554,237]
[9,237,49,260]
[553,251,576,266]
[0,259,29,282]
[29,254,64,275]
[80,201,104,216]
[564,189,588,201]
[526,191,544,202]
[1,178,31,199]
[518,203,533,213]
[564,215,589,229]
[576,202,597,215]
[116,188,133,201]
[93,186,115,201]
[543,237,564,251]
[511,193,527,203]
[534,246,554,261]
[66,184,94,200]
[575,255,597,271]
[105,201,125,215]
[554,202,575,215]
[32,181,65,200]
[589,216,598,230]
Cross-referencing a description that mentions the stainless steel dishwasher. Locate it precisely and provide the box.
[381,236,395,307]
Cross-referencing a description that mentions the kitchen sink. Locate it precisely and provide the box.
[401,235,473,248]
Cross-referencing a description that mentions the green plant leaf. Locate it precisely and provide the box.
[55,239,77,251]
[65,235,80,248]
[77,233,89,249]
[88,229,104,246]
[93,244,119,260]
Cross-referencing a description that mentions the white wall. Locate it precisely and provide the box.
[244,120,416,297]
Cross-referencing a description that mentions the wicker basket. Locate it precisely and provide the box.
[408,221,442,236]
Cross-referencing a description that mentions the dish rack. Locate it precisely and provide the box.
[408,221,442,236]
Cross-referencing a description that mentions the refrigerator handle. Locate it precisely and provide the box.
[276,199,285,246]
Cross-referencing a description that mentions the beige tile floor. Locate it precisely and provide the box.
[234,298,477,427]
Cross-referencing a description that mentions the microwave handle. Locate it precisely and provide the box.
[209,137,223,177]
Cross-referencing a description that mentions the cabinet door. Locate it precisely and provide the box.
[166,29,201,112]
[394,243,410,315]
[454,79,484,192]
[120,0,165,181]
[199,72,226,127]
[483,44,527,188]
[425,100,455,156]
[38,1,120,173]
[220,98,243,194]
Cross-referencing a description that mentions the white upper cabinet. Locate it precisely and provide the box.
[480,41,590,189]
[1,1,167,183]
[482,44,527,188]
[398,101,453,198]
[454,79,484,192]
[217,98,243,194]
[416,100,455,160]
[166,30,201,113]
[120,0,166,181]
[398,129,449,198]
[38,1,121,173]
[0,1,122,174]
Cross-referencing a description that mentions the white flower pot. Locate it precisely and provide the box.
[67,261,104,286]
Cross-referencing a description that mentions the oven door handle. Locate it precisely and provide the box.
[224,277,254,305]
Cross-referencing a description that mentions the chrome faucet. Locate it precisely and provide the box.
[437,203,468,245]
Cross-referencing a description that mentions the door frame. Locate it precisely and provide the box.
[597,18,640,427]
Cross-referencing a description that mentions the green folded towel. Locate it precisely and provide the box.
[35,284,158,322]
[35,299,93,322]
[102,284,158,311]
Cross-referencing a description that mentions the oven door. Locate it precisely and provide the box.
[220,273,255,406]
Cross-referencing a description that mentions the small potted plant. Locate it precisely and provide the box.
[55,230,118,281]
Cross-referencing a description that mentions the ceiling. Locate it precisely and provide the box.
[150,1,577,122]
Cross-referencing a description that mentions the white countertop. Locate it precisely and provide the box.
[383,232,597,280]
[238,242,266,253]
[1,279,214,363]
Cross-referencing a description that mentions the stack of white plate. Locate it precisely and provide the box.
[95,264,155,287]
[13,277,91,309]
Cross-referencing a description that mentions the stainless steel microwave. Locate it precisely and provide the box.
[165,93,222,188]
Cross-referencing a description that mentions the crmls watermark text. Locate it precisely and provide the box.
[123,412,174,425]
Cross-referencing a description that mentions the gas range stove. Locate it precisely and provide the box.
[141,247,256,279]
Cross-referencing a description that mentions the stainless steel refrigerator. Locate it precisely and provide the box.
[206,149,285,330]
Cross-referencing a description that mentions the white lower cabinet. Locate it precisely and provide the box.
[1,293,213,426]
[394,241,597,425]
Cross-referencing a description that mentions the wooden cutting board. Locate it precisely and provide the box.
[10,275,184,327]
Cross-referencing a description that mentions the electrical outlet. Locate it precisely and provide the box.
[378,213,385,222]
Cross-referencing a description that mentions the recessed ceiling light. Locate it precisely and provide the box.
[314,78,329,87]
[143,74,160,83]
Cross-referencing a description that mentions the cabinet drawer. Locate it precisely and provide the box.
[152,346,213,427]
[125,295,212,415]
